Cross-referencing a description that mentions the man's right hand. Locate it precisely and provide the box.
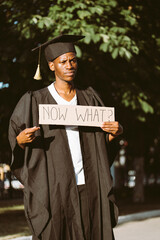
[16,126,40,149]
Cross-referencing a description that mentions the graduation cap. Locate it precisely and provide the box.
[32,34,84,80]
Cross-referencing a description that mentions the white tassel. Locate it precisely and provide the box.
[34,64,42,80]
[33,46,42,80]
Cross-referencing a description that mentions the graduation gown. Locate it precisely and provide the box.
[8,86,118,240]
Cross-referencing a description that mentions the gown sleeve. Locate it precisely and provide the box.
[8,91,32,181]
[86,86,120,166]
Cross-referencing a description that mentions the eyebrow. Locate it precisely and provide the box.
[60,56,77,61]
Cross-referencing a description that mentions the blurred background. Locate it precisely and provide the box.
[0,0,160,239]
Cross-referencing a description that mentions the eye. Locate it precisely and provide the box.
[60,60,66,64]
[71,58,77,63]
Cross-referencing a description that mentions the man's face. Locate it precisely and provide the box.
[49,52,78,82]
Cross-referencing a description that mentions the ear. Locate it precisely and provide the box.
[48,61,55,71]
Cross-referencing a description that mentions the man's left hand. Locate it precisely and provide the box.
[101,121,123,141]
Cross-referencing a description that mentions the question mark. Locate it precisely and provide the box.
[108,109,113,121]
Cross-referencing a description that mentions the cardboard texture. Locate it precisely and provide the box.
[39,104,115,127]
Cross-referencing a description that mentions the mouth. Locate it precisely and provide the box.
[64,71,75,76]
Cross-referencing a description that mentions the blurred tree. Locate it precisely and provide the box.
[0,0,160,202]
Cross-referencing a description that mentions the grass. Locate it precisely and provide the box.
[1,186,160,239]
[0,198,31,239]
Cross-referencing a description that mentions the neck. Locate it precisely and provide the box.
[54,81,75,95]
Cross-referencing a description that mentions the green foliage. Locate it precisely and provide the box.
[74,45,82,58]
[122,89,154,121]
[2,0,139,59]
[138,98,154,114]
[0,0,160,154]
[120,9,137,26]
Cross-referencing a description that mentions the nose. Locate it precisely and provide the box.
[66,61,73,69]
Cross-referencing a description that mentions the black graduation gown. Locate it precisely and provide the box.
[8,86,118,240]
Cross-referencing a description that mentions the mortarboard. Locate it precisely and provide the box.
[32,34,84,80]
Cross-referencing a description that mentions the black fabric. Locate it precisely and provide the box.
[8,86,118,240]
[77,185,90,240]
[31,34,84,61]
[45,42,76,62]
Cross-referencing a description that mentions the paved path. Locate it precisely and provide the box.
[114,217,160,240]
[7,210,160,240]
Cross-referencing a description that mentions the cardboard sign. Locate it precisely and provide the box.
[39,104,115,127]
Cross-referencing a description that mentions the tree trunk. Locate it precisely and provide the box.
[133,157,144,203]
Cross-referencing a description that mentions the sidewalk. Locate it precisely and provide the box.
[118,209,160,224]
[10,209,160,240]
[114,210,160,240]
[114,216,160,240]
[0,237,32,240]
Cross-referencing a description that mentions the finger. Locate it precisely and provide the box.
[101,127,119,133]
[101,122,118,128]
[26,136,36,142]
[30,136,36,142]
[101,126,119,131]
[102,121,119,125]
[102,130,117,135]
[101,127,112,132]
[26,126,40,134]
[101,127,119,134]
[30,126,40,132]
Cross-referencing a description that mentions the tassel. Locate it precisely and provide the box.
[33,47,42,80]
[34,64,42,80]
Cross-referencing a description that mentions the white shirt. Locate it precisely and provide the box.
[48,82,85,185]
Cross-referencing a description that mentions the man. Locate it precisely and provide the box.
[8,35,123,240]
